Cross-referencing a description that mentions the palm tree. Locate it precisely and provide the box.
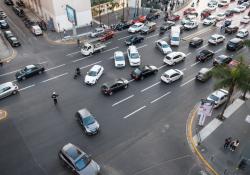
[243,39,250,48]
[212,58,249,120]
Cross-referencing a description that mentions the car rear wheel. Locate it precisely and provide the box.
[22,76,26,80]
[109,91,113,96]
[38,71,42,74]
[12,90,17,95]
[124,84,128,89]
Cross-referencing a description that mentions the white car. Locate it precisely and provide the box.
[155,40,172,54]
[90,27,105,38]
[208,0,218,6]
[84,65,104,85]
[218,0,229,7]
[240,16,250,24]
[181,18,192,25]
[233,5,246,13]
[207,89,228,108]
[203,15,216,25]
[207,4,217,11]
[163,52,186,65]
[128,22,144,33]
[208,34,225,45]
[114,51,125,68]
[161,69,184,83]
[236,28,249,38]
[216,13,226,21]
[127,45,141,66]
[186,14,197,20]
[0,82,19,99]
[184,20,198,30]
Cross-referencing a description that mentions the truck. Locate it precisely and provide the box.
[170,26,181,46]
[81,42,106,56]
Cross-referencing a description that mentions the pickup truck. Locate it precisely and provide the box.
[81,42,106,56]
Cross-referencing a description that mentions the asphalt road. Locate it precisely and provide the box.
[0,1,250,175]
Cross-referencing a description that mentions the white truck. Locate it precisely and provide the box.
[170,26,180,46]
[81,42,106,56]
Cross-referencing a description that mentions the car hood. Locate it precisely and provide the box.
[85,75,97,83]
[162,47,172,53]
[16,70,25,77]
[78,160,100,175]
[115,60,125,64]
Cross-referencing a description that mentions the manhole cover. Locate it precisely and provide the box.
[245,115,250,124]
[0,110,7,120]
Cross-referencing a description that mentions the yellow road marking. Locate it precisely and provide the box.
[0,110,7,120]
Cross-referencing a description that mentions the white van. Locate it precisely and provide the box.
[127,46,141,66]
[31,25,43,36]
[170,26,180,46]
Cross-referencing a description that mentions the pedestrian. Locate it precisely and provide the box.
[90,21,93,27]
[0,62,3,67]
[220,25,224,33]
[224,137,232,149]
[63,29,66,37]
[51,91,59,105]
[77,38,80,47]
[191,2,195,7]
[197,0,200,5]
[230,139,240,151]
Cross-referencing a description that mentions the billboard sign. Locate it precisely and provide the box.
[66,5,77,26]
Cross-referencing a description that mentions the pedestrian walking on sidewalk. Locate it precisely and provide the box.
[230,139,240,151]
[51,91,59,105]
[90,21,93,27]
[196,0,200,5]
[224,137,232,149]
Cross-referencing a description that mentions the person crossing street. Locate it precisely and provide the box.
[51,91,59,105]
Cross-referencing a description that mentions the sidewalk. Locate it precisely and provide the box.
[187,96,250,175]
[0,32,15,63]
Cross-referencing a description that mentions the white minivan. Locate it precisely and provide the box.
[170,26,181,46]
[31,25,43,36]
[127,46,141,66]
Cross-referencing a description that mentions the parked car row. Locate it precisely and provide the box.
[3,30,21,47]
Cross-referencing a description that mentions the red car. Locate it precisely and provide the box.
[168,14,180,21]
[201,9,212,19]
[132,15,147,24]
[183,8,197,16]
[99,30,114,42]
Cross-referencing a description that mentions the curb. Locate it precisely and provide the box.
[186,105,220,175]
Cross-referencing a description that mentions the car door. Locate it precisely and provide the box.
[170,73,178,81]
[110,83,118,92]
[142,68,151,77]
[157,42,162,51]
[0,86,11,98]
[218,36,223,43]
[96,68,101,80]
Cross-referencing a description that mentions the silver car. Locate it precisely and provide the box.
[0,82,19,99]
[59,143,100,175]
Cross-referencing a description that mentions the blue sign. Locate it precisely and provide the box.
[66,5,77,26]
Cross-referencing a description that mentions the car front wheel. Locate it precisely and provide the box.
[12,90,17,95]
[22,76,26,80]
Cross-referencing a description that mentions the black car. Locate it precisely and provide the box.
[160,21,175,31]
[16,0,25,7]
[12,6,25,17]
[3,30,14,39]
[0,20,9,29]
[226,38,244,51]
[131,65,158,80]
[101,78,129,95]
[213,55,232,66]
[196,50,214,62]
[146,9,160,21]
[225,10,234,17]
[225,25,239,34]
[15,64,45,81]
[125,35,144,45]
[8,36,21,47]
[189,37,203,47]
[238,0,248,4]
[4,0,14,5]
[114,22,131,31]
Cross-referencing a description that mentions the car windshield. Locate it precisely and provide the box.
[162,44,169,48]
[88,71,97,76]
[131,25,138,28]
[172,37,179,41]
[83,116,95,126]
[218,14,224,17]
[228,41,236,46]
[115,56,124,61]
[211,36,216,40]
[130,53,139,59]
[163,73,170,78]
[134,68,142,74]
[207,17,213,20]
[75,155,91,171]
[208,94,219,101]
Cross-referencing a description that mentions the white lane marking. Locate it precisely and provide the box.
[45,64,66,71]
[137,44,148,49]
[197,44,208,50]
[186,52,191,56]
[102,46,119,53]
[141,81,161,92]
[181,68,187,72]
[128,79,135,83]
[180,77,195,87]
[72,55,92,63]
[80,61,102,69]
[105,41,112,45]
[19,84,35,91]
[158,64,167,70]
[118,34,134,40]
[39,61,48,64]
[182,28,213,40]
[41,73,68,83]
[150,91,171,104]
[0,69,21,77]
[66,50,81,56]
[108,56,113,60]
[11,80,17,83]
[146,34,158,39]
[215,48,223,53]
[112,94,135,107]
[123,106,147,119]
[190,61,200,67]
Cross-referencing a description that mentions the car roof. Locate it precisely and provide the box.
[192,37,202,41]
[128,45,138,52]
[77,108,91,118]
[167,52,182,57]
[32,25,41,29]
[230,38,242,43]
[25,64,36,69]
[211,89,228,98]
[164,69,179,76]
[0,82,13,89]
[201,49,211,53]
[114,51,124,57]
[62,143,84,161]
[243,15,250,19]
[157,40,168,45]
[90,65,102,71]
[239,28,248,32]
[218,55,228,59]
[199,68,210,74]
[211,34,223,38]
[228,24,237,28]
